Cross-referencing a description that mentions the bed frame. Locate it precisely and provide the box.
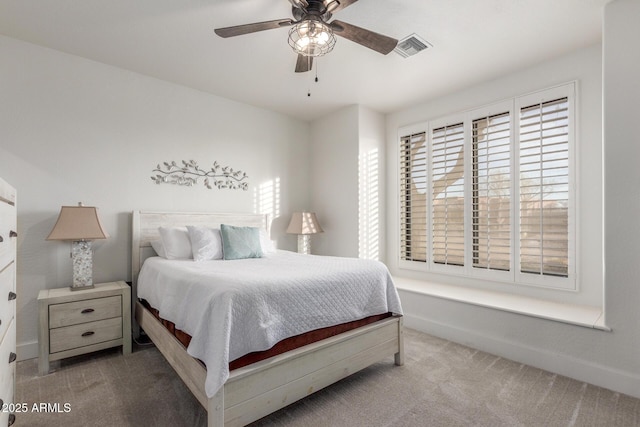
[131,210,404,427]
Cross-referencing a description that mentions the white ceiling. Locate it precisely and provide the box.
[0,0,609,121]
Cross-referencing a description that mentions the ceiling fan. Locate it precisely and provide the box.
[214,0,398,73]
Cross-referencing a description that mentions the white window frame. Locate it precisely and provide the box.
[398,122,429,272]
[397,82,577,291]
[428,113,467,276]
[515,84,576,290]
[466,101,515,284]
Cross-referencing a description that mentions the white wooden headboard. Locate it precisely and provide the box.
[131,210,270,336]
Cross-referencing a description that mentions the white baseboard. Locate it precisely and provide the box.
[17,340,38,362]
[404,313,640,400]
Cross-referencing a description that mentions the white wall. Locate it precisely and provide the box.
[358,107,386,261]
[310,105,360,257]
[602,0,640,390]
[309,105,386,259]
[0,35,311,359]
[384,0,640,398]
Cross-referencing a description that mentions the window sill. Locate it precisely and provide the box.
[393,276,610,331]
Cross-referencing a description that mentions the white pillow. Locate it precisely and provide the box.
[187,226,223,261]
[150,240,167,258]
[259,229,277,253]
[158,226,193,260]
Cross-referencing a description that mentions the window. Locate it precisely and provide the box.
[399,132,427,262]
[398,84,575,289]
[518,97,570,279]
[431,123,465,266]
[472,112,511,272]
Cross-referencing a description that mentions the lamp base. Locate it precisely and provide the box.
[297,234,311,255]
[71,240,94,290]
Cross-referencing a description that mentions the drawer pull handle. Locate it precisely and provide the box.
[8,352,16,363]
[9,230,17,238]
[81,308,95,314]
[8,292,16,301]
[0,236,3,243]
[8,413,15,426]
[82,331,95,337]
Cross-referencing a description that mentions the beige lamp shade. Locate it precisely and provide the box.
[46,204,109,241]
[286,212,323,235]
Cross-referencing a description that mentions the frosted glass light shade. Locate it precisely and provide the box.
[288,19,336,57]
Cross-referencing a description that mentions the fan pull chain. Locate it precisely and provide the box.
[308,59,319,97]
[307,55,313,97]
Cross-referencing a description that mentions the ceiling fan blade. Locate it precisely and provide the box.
[328,0,359,14]
[215,19,293,38]
[329,20,397,54]
[295,54,313,73]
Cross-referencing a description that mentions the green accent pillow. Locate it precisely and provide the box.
[220,224,264,260]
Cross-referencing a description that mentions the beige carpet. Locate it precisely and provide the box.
[16,328,640,426]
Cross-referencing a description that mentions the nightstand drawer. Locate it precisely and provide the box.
[49,317,122,354]
[0,266,15,343]
[49,295,121,329]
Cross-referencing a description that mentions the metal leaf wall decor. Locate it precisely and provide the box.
[151,160,249,190]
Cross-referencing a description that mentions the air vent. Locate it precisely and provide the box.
[394,34,432,58]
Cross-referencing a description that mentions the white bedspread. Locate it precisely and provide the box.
[137,250,403,398]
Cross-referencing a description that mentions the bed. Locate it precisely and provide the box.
[131,211,404,427]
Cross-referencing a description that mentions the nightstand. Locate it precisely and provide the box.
[38,281,131,375]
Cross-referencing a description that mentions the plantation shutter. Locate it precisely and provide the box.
[432,123,465,266]
[399,132,427,262]
[472,112,511,271]
[519,97,570,277]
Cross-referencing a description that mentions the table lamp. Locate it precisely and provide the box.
[46,203,109,290]
[286,212,323,254]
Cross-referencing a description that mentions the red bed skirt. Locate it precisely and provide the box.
[140,299,391,370]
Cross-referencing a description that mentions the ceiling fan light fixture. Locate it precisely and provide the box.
[288,19,336,57]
